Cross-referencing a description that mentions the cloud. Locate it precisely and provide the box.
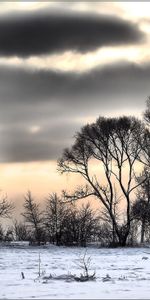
[0,10,144,57]
[0,61,149,163]
[0,62,149,108]
[0,122,81,163]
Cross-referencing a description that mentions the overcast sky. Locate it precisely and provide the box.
[0,2,149,201]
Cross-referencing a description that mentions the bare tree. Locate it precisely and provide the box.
[58,203,80,246]
[4,226,14,242]
[77,203,99,247]
[74,251,96,281]
[0,194,14,218]
[58,116,146,246]
[0,224,4,241]
[13,220,30,241]
[96,221,114,247]
[44,193,69,245]
[134,97,150,241]
[131,167,150,244]
[22,191,44,245]
[44,194,99,246]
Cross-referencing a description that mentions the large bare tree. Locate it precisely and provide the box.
[58,116,146,246]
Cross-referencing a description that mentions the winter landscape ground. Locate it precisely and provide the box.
[1,245,150,299]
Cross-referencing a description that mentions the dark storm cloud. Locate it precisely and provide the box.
[0,62,150,162]
[0,10,144,56]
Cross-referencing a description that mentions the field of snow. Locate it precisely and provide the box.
[1,245,150,299]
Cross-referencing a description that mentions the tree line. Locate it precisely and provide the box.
[0,192,100,247]
[0,98,149,247]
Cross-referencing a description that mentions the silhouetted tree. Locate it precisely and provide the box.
[96,221,114,247]
[58,116,146,246]
[0,194,14,218]
[44,193,99,246]
[44,193,69,245]
[13,220,30,241]
[0,224,4,241]
[60,204,80,246]
[77,203,99,247]
[4,226,14,242]
[131,167,150,243]
[22,191,44,245]
[124,218,138,245]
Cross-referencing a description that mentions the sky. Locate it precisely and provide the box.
[0,1,149,210]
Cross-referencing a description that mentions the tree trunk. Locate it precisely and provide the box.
[116,224,130,247]
[118,235,127,247]
[141,219,146,244]
[112,222,117,246]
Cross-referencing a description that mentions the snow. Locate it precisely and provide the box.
[1,245,150,299]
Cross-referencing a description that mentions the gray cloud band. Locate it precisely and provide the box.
[0,62,149,162]
[0,10,144,56]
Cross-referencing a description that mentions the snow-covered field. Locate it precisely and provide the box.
[1,245,150,299]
